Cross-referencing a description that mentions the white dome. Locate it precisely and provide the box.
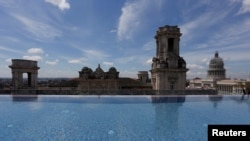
[207,51,226,79]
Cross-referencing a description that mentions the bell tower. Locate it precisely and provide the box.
[150,25,188,90]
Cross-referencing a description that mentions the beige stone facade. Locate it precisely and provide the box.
[189,78,216,89]
[137,71,149,84]
[217,79,247,94]
[150,25,188,90]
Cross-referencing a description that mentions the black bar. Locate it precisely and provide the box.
[208,125,250,141]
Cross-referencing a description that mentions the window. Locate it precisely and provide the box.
[168,38,174,52]
[170,82,174,90]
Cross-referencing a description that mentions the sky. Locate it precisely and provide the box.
[0,0,250,79]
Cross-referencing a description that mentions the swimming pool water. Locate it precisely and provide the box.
[0,95,249,141]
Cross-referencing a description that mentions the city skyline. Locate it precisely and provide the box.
[0,0,250,79]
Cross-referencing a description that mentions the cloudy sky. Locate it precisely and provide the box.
[0,0,250,79]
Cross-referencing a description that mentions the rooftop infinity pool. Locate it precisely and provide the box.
[0,95,249,141]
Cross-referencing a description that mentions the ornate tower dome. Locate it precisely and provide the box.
[150,25,188,90]
[107,67,119,79]
[94,64,105,79]
[207,51,226,79]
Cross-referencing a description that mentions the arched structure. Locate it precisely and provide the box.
[9,59,39,89]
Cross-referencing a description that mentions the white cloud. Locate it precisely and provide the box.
[145,58,152,65]
[238,0,250,14]
[83,49,109,59]
[11,13,62,40]
[103,61,114,66]
[201,58,210,65]
[23,55,43,61]
[0,45,24,54]
[45,0,70,11]
[21,48,44,62]
[180,2,231,43]
[181,19,201,37]
[181,16,250,70]
[222,51,250,61]
[68,58,87,64]
[38,67,77,78]
[46,59,59,65]
[187,64,205,69]
[0,36,20,42]
[5,58,12,63]
[196,44,209,49]
[186,19,250,62]
[27,48,44,54]
[110,29,117,33]
[117,0,150,40]
[181,13,224,41]
[187,70,206,79]
[211,19,250,49]
[142,40,155,51]
[68,59,82,64]
[115,56,137,64]
[115,54,153,69]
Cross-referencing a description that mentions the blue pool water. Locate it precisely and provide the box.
[0,95,249,141]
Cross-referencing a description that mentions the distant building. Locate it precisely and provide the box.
[78,64,120,90]
[189,51,226,89]
[150,25,188,90]
[207,51,226,80]
[216,79,247,94]
[77,64,152,91]
[189,51,248,94]
[137,71,150,84]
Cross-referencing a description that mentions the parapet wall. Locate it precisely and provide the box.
[1,89,218,95]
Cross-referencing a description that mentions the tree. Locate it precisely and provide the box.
[245,82,250,94]
[238,81,250,94]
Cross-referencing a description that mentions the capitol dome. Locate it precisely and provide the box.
[209,51,224,69]
[207,51,226,79]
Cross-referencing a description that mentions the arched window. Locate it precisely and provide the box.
[168,38,174,52]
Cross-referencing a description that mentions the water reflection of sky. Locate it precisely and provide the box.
[0,95,249,141]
